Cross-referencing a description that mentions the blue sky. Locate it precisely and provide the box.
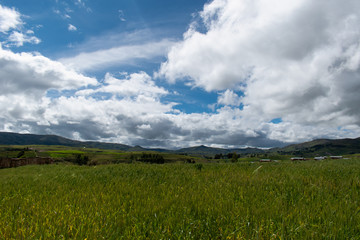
[4,0,215,114]
[3,0,204,51]
[1,0,360,148]
[0,0,220,114]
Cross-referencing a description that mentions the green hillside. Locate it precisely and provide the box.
[0,132,131,150]
[273,138,360,156]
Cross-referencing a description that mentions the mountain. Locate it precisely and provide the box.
[0,132,265,155]
[0,132,131,151]
[174,145,265,156]
[175,145,225,156]
[272,137,360,156]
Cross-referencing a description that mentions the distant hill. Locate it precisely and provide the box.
[1,132,359,157]
[0,132,265,155]
[272,138,360,156]
[0,132,131,151]
[174,145,265,156]
[127,146,169,152]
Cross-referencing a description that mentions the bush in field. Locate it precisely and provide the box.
[231,152,238,162]
[194,163,203,171]
[74,154,90,165]
[185,159,196,164]
[138,153,165,164]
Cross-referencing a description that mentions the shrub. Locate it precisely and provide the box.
[74,154,90,165]
[231,152,238,162]
[138,153,165,164]
[194,163,203,171]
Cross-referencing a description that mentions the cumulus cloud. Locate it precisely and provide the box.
[0,4,41,47]
[0,44,99,138]
[159,0,360,143]
[7,31,41,47]
[0,5,22,33]
[0,45,97,95]
[77,72,169,98]
[1,88,177,148]
[0,55,180,147]
[218,90,242,106]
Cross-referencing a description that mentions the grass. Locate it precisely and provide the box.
[1,158,360,239]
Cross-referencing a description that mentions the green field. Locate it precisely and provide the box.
[1,157,360,239]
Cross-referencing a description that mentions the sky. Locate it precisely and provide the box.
[1,0,360,149]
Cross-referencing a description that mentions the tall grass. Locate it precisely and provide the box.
[0,159,359,239]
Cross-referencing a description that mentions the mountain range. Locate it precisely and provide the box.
[0,132,359,157]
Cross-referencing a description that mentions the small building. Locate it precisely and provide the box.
[291,157,305,161]
[330,156,343,159]
[314,157,326,161]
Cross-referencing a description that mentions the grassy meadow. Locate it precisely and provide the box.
[1,157,360,239]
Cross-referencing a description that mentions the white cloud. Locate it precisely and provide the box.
[0,4,41,47]
[0,5,22,33]
[159,0,360,143]
[60,39,175,71]
[7,31,41,47]
[118,10,126,22]
[93,72,168,98]
[0,68,182,146]
[218,90,242,106]
[0,45,97,95]
[68,24,77,31]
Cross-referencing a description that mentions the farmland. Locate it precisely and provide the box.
[0,145,199,166]
[1,155,360,239]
